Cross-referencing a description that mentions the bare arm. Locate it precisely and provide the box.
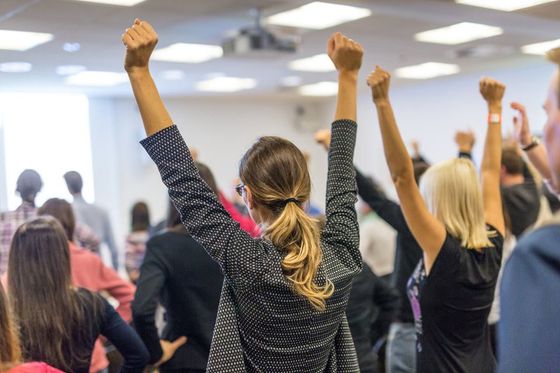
[367,66,446,270]
[480,78,506,236]
[123,19,173,136]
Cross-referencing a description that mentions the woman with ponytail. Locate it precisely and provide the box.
[123,18,363,372]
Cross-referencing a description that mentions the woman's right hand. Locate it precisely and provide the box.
[155,336,188,367]
[327,32,363,73]
[367,66,391,103]
[122,18,158,74]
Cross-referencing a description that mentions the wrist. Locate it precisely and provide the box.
[520,134,533,147]
[487,102,502,112]
[338,70,359,82]
[126,66,150,78]
[459,146,472,153]
[374,97,390,106]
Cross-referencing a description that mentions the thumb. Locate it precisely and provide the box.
[171,336,187,349]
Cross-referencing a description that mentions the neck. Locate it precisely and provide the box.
[502,174,525,186]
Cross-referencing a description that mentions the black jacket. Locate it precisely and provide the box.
[132,228,224,371]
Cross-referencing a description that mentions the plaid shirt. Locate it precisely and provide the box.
[0,201,101,275]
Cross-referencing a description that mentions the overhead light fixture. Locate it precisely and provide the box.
[0,62,32,73]
[63,42,81,52]
[415,22,503,45]
[455,0,557,11]
[266,1,372,30]
[289,54,335,72]
[395,62,460,79]
[196,77,257,92]
[56,65,87,75]
[68,0,147,6]
[161,70,186,80]
[281,76,303,87]
[298,81,338,96]
[65,71,128,86]
[0,30,53,51]
[152,43,223,63]
[522,38,560,55]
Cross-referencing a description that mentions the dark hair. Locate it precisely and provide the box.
[131,202,150,232]
[16,169,42,203]
[0,284,21,371]
[414,162,430,184]
[167,162,218,229]
[501,149,524,175]
[38,198,75,241]
[239,136,333,311]
[63,171,83,195]
[8,217,96,372]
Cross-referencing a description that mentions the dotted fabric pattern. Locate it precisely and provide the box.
[141,120,361,372]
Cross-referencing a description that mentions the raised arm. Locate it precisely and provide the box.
[321,33,362,260]
[479,78,506,236]
[455,130,476,160]
[367,66,446,269]
[123,19,271,289]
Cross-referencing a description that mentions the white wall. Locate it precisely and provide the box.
[89,61,557,254]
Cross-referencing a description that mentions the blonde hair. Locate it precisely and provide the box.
[240,136,334,311]
[420,158,493,249]
[0,285,21,372]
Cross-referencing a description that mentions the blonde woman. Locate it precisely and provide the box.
[122,19,363,372]
[367,66,505,373]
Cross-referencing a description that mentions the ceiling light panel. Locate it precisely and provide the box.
[298,81,338,96]
[395,62,460,79]
[267,2,372,30]
[415,22,503,45]
[0,30,53,51]
[456,0,557,11]
[0,62,32,73]
[65,71,128,86]
[289,54,335,72]
[522,38,560,55]
[152,43,223,63]
[68,0,147,6]
[196,77,257,93]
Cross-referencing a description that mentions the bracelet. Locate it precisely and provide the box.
[488,113,501,124]
[522,136,540,152]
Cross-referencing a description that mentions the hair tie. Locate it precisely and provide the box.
[284,198,299,205]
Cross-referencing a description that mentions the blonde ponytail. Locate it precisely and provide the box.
[266,202,334,311]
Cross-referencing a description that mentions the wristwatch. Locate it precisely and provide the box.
[522,136,540,152]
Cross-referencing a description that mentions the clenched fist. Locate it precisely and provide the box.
[454,130,476,153]
[314,129,331,151]
[122,18,158,73]
[367,66,391,103]
[327,32,363,73]
[479,77,506,106]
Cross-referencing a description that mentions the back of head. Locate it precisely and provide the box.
[63,171,83,195]
[239,136,333,311]
[38,198,75,241]
[8,217,89,371]
[131,201,150,232]
[0,285,21,371]
[420,159,492,249]
[501,149,524,175]
[16,169,42,203]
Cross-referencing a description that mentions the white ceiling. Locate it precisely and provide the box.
[0,0,559,97]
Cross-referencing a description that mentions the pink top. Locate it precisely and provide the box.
[219,192,260,237]
[6,362,64,373]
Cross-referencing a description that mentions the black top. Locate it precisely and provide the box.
[141,121,361,372]
[407,228,503,373]
[355,168,422,323]
[29,289,148,373]
[501,163,540,238]
[498,224,560,373]
[346,263,399,373]
[132,229,224,370]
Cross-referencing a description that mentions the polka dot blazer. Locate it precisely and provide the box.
[141,119,362,372]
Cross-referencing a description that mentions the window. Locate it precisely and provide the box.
[0,93,94,210]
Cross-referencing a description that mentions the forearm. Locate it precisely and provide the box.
[481,104,503,174]
[335,71,358,121]
[375,100,414,182]
[127,69,173,137]
[526,144,552,180]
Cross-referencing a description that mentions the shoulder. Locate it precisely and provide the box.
[514,225,560,258]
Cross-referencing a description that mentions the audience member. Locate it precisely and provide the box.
[126,201,151,282]
[133,195,223,371]
[124,20,363,371]
[7,216,148,372]
[368,66,505,372]
[499,49,560,373]
[36,198,136,373]
[64,170,120,269]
